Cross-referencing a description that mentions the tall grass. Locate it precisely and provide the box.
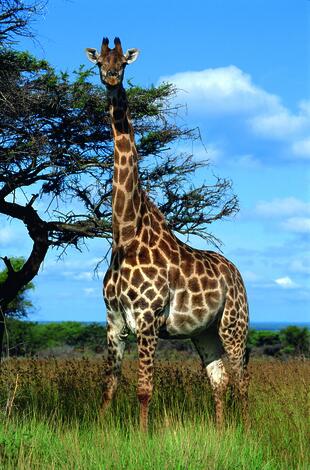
[0,417,279,470]
[0,357,309,469]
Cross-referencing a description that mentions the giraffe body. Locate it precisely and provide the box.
[86,37,249,431]
[104,213,247,341]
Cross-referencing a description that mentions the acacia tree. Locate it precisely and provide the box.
[0,257,34,317]
[0,1,239,354]
[0,0,45,44]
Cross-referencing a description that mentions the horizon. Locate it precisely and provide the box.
[14,318,310,329]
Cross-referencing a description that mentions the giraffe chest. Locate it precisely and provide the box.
[104,256,169,334]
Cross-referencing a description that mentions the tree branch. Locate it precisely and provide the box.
[0,197,49,310]
[1,256,14,274]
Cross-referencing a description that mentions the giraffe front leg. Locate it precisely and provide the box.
[136,312,159,432]
[101,311,126,414]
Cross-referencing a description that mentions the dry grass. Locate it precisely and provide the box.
[0,357,309,469]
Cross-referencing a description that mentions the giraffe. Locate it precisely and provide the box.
[86,37,250,431]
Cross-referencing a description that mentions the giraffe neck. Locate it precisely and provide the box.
[108,85,143,248]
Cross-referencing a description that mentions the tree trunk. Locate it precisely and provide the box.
[0,307,4,362]
[0,198,49,361]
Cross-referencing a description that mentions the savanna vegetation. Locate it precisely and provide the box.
[0,357,309,469]
[1,320,309,468]
[3,318,310,359]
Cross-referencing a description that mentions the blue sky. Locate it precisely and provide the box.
[1,0,309,323]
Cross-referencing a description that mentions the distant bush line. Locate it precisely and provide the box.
[2,319,309,359]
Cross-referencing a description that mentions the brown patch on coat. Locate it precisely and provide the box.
[131,268,144,287]
[174,314,196,329]
[114,189,125,216]
[188,277,200,293]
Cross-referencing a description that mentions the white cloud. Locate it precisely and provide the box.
[232,154,262,169]
[83,287,96,297]
[206,143,223,162]
[243,270,261,282]
[274,276,298,289]
[281,217,310,234]
[73,271,93,281]
[255,198,310,234]
[160,67,310,157]
[40,252,108,278]
[0,223,26,249]
[160,65,278,116]
[62,270,104,281]
[256,197,310,218]
[0,227,15,245]
[292,138,310,159]
[249,103,309,140]
[290,257,310,275]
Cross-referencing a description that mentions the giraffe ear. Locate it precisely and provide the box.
[85,48,99,64]
[124,48,139,64]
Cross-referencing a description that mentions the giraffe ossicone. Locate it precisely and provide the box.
[85,36,250,431]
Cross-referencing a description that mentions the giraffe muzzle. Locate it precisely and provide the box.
[107,70,119,78]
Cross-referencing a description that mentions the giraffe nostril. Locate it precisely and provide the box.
[107,70,118,78]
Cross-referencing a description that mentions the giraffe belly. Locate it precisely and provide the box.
[162,289,224,338]
[162,312,217,338]
[122,306,137,334]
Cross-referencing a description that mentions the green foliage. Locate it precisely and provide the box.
[3,320,309,359]
[280,326,310,356]
[248,326,310,357]
[2,319,35,356]
[126,82,176,119]
[248,329,280,348]
[3,319,107,356]
[0,258,34,318]
[70,322,107,352]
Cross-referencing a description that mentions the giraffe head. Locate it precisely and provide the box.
[86,37,139,88]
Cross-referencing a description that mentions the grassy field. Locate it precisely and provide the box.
[0,357,309,469]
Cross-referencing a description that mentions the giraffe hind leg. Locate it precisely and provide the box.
[192,327,229,428]
[219,300,250,426]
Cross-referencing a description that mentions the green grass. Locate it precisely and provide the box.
[0,358,309,469]
[0,417,278,470]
